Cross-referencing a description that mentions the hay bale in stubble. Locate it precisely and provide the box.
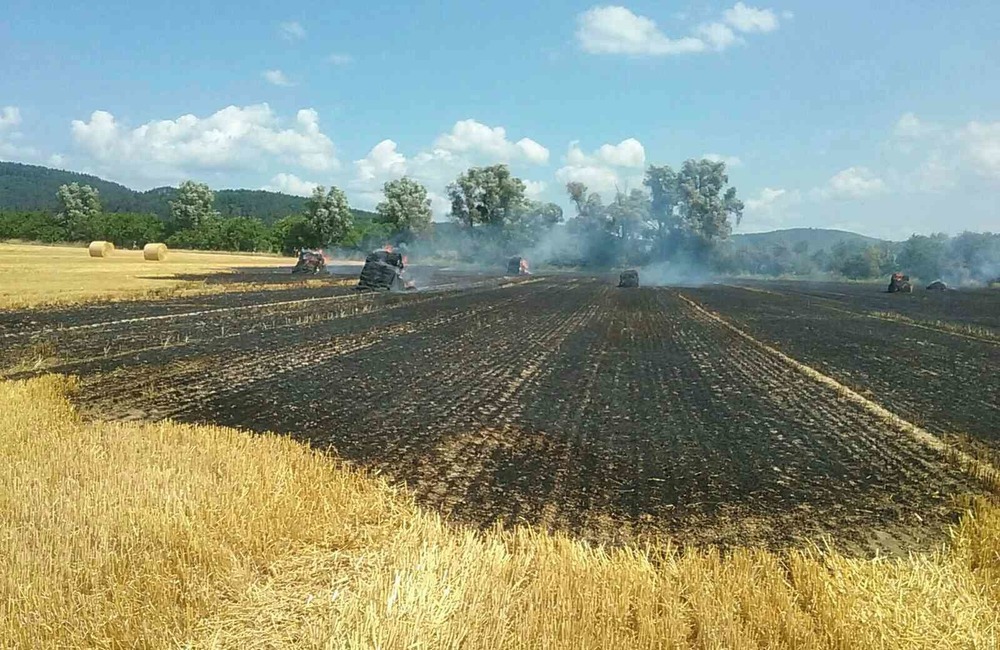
[88,241,114,258]
[143,243,168,261]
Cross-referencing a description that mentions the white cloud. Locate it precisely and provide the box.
[70,104,337,184]
[894,112,926,139]
[355,139,408,183]
[0,105,43,161]
[575,4,782,57]
[745,187,787,212]
[263,69,295,87]
[568,138,646,169]
[0,106,22,130]
[961,121,1000,180]
[697,22,739,51]
[555,163,624,195]
[556,138,646,194]
[820,166,886,200]
[327,53,353,65]
[702,152,743,167]
[279,21,306,41]
[576,6,706,55]
[723,2,780,33]
[433,119,549,164]
[48,153,67,167]
[263,172,319,196]
[523,180,547,198]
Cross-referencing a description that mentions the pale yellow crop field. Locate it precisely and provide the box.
[0,242,296,309]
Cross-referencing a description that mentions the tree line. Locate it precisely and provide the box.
[2,162,995,284]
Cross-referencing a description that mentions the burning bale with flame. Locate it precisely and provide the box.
[356,245,416,292]
[292,249,328,275]
[507,256,530,276]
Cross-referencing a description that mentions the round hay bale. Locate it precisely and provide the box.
[88,241,115,258]
[143,243,168,261]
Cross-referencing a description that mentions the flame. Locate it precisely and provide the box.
[402,255,409,266]
[520,258,530,274]
[383,244,394,253]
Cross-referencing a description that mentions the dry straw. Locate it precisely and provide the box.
[143,242,168,261]
[87,240,114,258]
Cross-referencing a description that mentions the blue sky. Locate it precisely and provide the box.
[2,0,998,238]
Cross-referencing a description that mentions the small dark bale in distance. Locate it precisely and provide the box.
[926,280,948,291]
[619,270,639,288]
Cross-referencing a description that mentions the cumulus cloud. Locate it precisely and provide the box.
[263,172,319,196]
[576,6,705,55]
[355,139,408,183]
[523,179,547,198]
[0,105,43,161]
[744,187,788,212]
[568,138,646,168]
[819,167,886,200]
[70,104,337,184]
[723,2,780,33]
[702,152,743,167]
[0,106,22,130]
[556,138,646,194]
[576,4,783,57]
[263,69,295,87]
[961,121,1000,180]
[349,121,550,215]
[434,119,549,164]
[279,21,306,41]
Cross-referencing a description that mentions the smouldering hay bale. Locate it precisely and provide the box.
[87,241,114,258]
[143,243,168,261]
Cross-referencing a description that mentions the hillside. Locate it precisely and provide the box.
[732,228,891,251]
[0,162,375,224]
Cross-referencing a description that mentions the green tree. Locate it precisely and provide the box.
[86,213,164,248]
[272,215,320,255]
[898,233,948,281]
[447,165,526,229]
[56,183,101,240]
[643,165,679,247]
[375,177,433,240]
[169,180,219,231]
[305,185,353,245]
[673,159,743,254]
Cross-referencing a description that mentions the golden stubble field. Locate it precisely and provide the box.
[0,242,298,309]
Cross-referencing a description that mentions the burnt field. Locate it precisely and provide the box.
[2,275,997,556]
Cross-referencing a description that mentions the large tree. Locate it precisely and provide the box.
[305,185,353,245]
[643,165,679,243]
[56,183,101,240]
[644,159,743,261]
[169,180,218,230]
[447,164,526,229]
[375,177,433,240]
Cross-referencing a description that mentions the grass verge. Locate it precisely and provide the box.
[1,376,998,649]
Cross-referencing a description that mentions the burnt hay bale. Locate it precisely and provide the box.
[356,250,405,291]
[618,270,639,288]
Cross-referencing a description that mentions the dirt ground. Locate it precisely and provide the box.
[2,273,997,556]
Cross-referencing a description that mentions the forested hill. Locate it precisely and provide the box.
[732,228,891,251]
[0,162,375,223]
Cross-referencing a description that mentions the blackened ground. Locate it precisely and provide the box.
[687,283,1000,466]
[0,270,998,554]
[3,276,995,556]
